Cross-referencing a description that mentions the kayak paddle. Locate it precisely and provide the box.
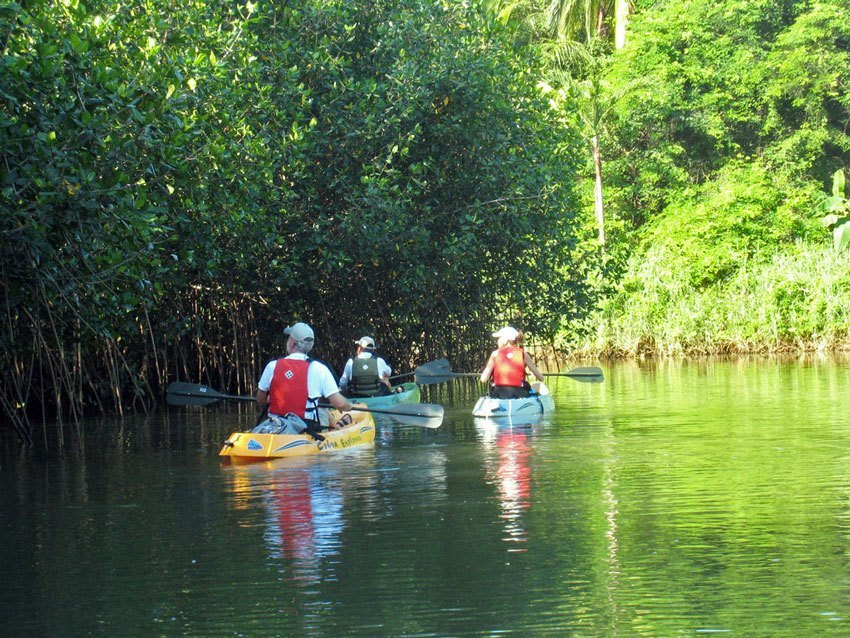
[166,382,444,428]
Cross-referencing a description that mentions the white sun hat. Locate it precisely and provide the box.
[492,326,519,341]
[355,336,376,349]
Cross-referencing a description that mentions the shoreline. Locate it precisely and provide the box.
[531,341,850,367]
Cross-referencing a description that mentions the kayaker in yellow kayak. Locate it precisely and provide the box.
[479,326,545,400]
[256,322,355,435]
[339,335,394,397]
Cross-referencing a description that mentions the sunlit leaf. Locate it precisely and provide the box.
[832,169,846,198]
[834,222,850,252]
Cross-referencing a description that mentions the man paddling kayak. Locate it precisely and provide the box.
[256,322,354,434]
[340,335,394,397]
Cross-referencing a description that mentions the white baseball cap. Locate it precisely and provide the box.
[492,326,519,341]
[355,336,376,349]
[284,322,315,343]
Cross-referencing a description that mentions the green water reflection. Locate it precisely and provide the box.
[2,357,849,636]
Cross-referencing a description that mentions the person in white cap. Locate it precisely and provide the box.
[479,326,544,399]
[339,336,393,397]
[256,322,355,433]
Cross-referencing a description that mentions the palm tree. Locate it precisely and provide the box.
[547,0,632,49]
[490,0,633,49]
[487,1,634,247]
[576,72,620,247]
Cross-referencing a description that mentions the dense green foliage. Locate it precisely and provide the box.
[4,0,849,444]
[603,0,850,224]
[1,0,586,444]
[583,0,850,354]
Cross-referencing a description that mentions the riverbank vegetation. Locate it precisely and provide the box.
[2,0,848,446]
[570,0,850,354]
[1,0,587,445]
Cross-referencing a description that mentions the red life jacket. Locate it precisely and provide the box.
[268,358,310,417]
[493,346,526,387]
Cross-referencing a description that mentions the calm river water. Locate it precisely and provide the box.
[2,357,850,637]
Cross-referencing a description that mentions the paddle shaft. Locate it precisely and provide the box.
[447,369,604,379]
[166,382,442,420]
[317,402,439,420]
[544,371,603,378]
[416,366,604,383]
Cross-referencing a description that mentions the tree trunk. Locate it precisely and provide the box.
[591,134,606,247]
[615,0,630,49]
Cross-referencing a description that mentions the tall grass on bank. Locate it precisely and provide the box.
[584,242,850,356]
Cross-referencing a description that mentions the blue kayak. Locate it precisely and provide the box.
[472,381,554,418]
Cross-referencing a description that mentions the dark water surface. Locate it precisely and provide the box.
[2,358,850,637]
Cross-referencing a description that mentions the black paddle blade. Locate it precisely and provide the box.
[544,367,605,383]
[166,382,254,405]
[413,358,458,385]
[167,393,220,407]
[390,358,453,382]
[414,372,459,385]
[167,382,219,406]
[414,358,449,374]
[565,366,604,377]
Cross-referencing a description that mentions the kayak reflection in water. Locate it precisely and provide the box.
[262,466,345,585]
[479,424,533,549]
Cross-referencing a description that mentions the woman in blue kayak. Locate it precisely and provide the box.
[480,326,544,399]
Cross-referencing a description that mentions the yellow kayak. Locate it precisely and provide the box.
[219,410,376,461]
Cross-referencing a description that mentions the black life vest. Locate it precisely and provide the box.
[349,356,382,397]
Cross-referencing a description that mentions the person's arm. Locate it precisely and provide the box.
[315,362,354,412]
[524,351,544,382]
[378,358,392,389]
[480,352,496,383]
[256,361,275,408]
[338,359,353,390]
[326,391,353,412]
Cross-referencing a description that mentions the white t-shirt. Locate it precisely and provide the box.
[258,353,341,419]
[339,352,392,389]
